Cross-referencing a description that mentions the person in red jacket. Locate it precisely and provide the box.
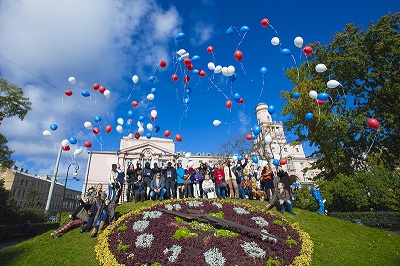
[213,163,226,199]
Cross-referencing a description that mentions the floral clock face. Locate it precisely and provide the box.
[99,200,312,266]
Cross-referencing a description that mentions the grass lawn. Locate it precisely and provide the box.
[1,200,399,265]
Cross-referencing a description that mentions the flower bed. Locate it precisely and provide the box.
[95,199,313,266]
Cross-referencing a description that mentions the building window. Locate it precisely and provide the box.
[22,190,25,197]
[271,147,275,152]
[178,160,182,163]
[25,180,28,186]
[284,147,288,152]
[17,190,21,196]
[300,163,304,169]
[20,179,24,185]
[295,147,299,152]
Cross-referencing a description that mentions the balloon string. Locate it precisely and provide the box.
[258,76,265,102]
[239,62,253,82]
[207,77,229,99]
[93,133,103,152]
[126,84,136,104]
[178,105,189,131]
[236,31,247,50]
[366,134,376,155]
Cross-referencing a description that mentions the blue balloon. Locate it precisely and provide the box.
[281,48,292,56]
[191,55,200,61]
[226,27,234,37]
[126,121,132,128]
[273,159,280,166]
[260,67,268,76]
[127,110,134,118]
[252,134,257,140]
[305,112,314,122]
[192,69,199,74]
[292,92,300,99]
[268,105,275,114]
[138,115,145,122]
[94,115,101,122]
[177,56,183,62]
[253,125,262,135]
[317,92,329,101]
[252,156,259,164]
[176,32,185,41]
[81,90,90,97]
[185,88,192,94]
[150,87,157,94]
[155,125,160,133]
[230,73,237,82]
[146,133,152,139]
[233,93,241,102]
[240,26,249,35]
[148,76,155,83]
[68,137,77,145]
[49,124,58,131]
[183,97,190,104]
[238,155,243,161]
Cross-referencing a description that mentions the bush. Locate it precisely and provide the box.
[293,187,316,212]
[330,211,400,230]
[19,208,47,223]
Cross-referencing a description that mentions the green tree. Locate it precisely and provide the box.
[282,13,400,179]
[0,78,32,168]
[0,179,22,225]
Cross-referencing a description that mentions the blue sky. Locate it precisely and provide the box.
[0,0,398,191]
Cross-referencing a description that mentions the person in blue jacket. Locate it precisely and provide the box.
[311,184,326,215]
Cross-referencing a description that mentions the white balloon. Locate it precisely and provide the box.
[68,77,76,84]
[132,75,139,84]
[309,90,318,99]
[128,133,133,139]
[181,52,190,59]
[146,123,154,131]
[315,64,327,73]
[61,139,69,147]
[84,121,92,130]
[274,154,280,160]
[116,125,123,133]
[207,62,215,70]
[327,80,340,88]
[185,152,191,159]
[137,121,143,128]
[261,160,268,167]
[214,65,222,73]
[150,110,158,117]
[177,49,186,56]
[147,93,155,100]
[221,67,229,76]
[213,120,221,126]
[43,130,51,137]
[104,90,111,99]
[271,37,280,46]
[187,161,194,167]
[232,155,238,161]
[227,65,235,76]
[138,127,144,134]
[117,118,124,125]
[74,148,83,156]
[294,36,304,48]
[264,135,272,144]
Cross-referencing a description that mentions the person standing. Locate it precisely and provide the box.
[224,160,239,199]
[176,163,185,199]
[108,164,118,202]
[125,163,135,202]
[163,162,177,199]
[311,184,326,215]
[142,162,153,199]
[114,164,125,204]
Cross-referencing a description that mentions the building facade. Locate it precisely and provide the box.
[1,167,82,217]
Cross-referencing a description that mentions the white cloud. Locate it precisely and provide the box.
[191,22,214,46]
[237,110,251,134]
[0,0,182,181]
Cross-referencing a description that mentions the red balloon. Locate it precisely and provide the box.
[234,50,243,61]
[198,70,206,77]
[175,134,182,142]
[150,116,156,121]
[367,118,380,129]
[134,133,140,139]
[184,58,192,66]
[65,90,73,96]
[164,130,170,138]
[92,127,100,134]
[303,46,313,55]
[159,60,167,68]
[62,145,70,151]
[238,98,244,104]
[207,46,214,53]
[225,100,232,108]
[105,125,112,133]
[245,134,252,140]
[99,86,106,94]
[172,74,178,82]
[93,83,99,90]
[131,101,138,107]
[184,75,190,83]
[261,18,269,27]
[186,64,194,71]
[280,158,287,165]
[316,100,326,106]
[84,141,92,148]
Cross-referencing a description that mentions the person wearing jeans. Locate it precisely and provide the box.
[149,173,166,201]
[213,164,226,199]
[267,183,295,215]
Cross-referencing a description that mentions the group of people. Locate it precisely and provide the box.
[50,183,115,239]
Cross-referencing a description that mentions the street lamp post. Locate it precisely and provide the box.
[45,146,62,215]
[58,163,79,223]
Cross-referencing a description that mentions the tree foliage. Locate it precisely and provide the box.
[282,13,400,179]
[0,78,32,168]
[0,179,22,225]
